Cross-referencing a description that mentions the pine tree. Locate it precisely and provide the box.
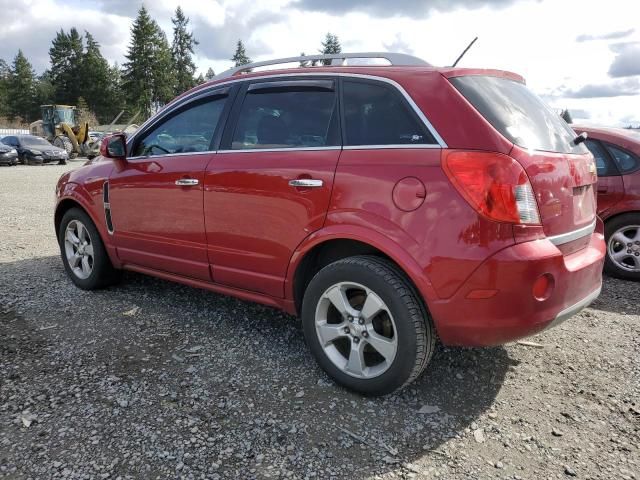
[320,33,341,65]
[204,67,216,80]
[171,6,198,95]
[7,50,38,122]
[299,52,310,67]
[0,59,9,118]
[49,28,84,104]
[79,32,117,123]
[231,40,251,67]
[123,6,176,119]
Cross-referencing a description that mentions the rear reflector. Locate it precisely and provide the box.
[443,151,541,225]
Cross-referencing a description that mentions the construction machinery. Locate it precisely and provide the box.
[29,105,94,158]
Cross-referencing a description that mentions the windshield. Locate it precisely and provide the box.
[451,76,588,154]
[55,108,75,125]
[21,136,52,147]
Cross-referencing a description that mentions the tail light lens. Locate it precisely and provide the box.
[443,151,541,225]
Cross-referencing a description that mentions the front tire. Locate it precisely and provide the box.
[604,213,640,280]
[58,208,121,289]
[301,255,435,395]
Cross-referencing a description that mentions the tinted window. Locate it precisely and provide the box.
[133,96,227,157]
[343,81,435,146]
[606,143,640,174]
[585,139,617,177]
[21,136,52,147]
[451,76,587,154]
[232,85,338,149]
[2,136,17,146]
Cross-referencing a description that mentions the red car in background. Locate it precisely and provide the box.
[574,126,640,280]
[54,53,605,395]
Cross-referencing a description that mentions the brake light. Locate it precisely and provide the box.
[443,151,541,225]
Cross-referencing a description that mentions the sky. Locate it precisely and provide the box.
[1,0,639,127]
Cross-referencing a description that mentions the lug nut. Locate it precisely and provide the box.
[344,327,350,334]
[348,316,353,322]
[362,331,369,338]
[358,318,364,325]
[353,337,360,343]
[635,252,639,256]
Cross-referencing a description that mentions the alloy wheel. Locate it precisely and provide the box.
[64,219,94,279]
[608,224,640,272]
[314,281,398,379]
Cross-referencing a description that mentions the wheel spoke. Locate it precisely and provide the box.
[77,222,87,243]
[84,243,94,257]
[360,291,385,323]
[630,255,640,270]
[70,253,82,268]
[612,249,630,260]
[316,322,347,346]
[66,229,80,246]
[345,341,366,376]
[365,331,396,361]
[632,228,640,242]
[612,232,630,245]
[325,285,355,318]
[81,256,91,275]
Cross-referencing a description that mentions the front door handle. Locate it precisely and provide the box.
[175,178,199,186]
[288,179,323,188]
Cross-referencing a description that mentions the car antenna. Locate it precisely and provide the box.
[451,36,478,67]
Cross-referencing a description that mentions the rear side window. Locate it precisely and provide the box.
[232,82,338,149]
[585,139,617,177]
[451,76,587,154]
[133,96,227,157]
[605,143,640,174]
[342,80,435,146]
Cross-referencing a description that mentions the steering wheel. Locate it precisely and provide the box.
[144,144,171,155]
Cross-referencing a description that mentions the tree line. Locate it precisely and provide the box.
[0,5,342,127]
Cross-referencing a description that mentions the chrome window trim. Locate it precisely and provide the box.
[219,146,342,154]
[343,144,442,150]
[547,220,597,246]
[127,72,447,151]
[126,150,216,161]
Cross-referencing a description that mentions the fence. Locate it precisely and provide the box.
[0,128,29,137]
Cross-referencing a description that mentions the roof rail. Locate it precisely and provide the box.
[213,52,430,81]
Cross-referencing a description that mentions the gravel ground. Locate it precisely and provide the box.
[0,163,638,480]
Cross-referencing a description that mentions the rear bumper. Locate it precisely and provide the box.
[429,226,605,347]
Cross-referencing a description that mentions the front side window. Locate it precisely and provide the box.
[2,136,17,146]
[585,139,617,177]
[342,80,435,146]
[605,143,640,174]
[133,96,227,157]
[232,83,338,150]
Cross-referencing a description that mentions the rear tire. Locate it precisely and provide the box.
[604,213,640,280]
[58,208,121,290]
[54,136,74,156]
[301,255,435,396]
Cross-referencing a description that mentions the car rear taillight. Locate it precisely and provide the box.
[443,151,541,225]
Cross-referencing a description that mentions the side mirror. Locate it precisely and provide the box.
[100,134,127,160]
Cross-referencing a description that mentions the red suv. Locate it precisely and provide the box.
[55,53,605,395]
[574,125,640,280]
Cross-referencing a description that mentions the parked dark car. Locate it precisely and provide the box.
[574,125,640,280]
[0,141,18,166]
[1,135,68,165]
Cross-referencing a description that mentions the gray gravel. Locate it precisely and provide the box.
[1,163,639,479]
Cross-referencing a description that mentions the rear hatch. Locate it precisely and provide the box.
[450,75,596,248]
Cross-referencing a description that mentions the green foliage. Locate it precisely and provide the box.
[0,58,10,118]
[49,28,84,105]
[204,67,216,81]
[320,33,341,65]
[123,6,176,120]
[7,50,39,122]
[171,6,198,95]
[231,40,251,67]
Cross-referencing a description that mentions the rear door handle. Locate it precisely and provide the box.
[289,179,323,188]
[175,178,199,186]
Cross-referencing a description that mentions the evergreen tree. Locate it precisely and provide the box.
[7,50,38,122]
[171,6,198,95]
[204,67,216,80]
[123,6,176,119]
[0,59,9,118]
[34,71,55,108]
[299,52,310,67]
[320,33,341,65]
[231,40,251,67]
[195,73,205,84]
[78,32,121,123]
[49,28,84,104]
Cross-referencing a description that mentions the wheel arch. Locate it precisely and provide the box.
[602,208,640,227]
[286,227,437,317]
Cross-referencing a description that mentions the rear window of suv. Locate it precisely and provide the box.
[451,76,587,155]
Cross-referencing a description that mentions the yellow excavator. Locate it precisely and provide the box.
[29,105,96,158]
